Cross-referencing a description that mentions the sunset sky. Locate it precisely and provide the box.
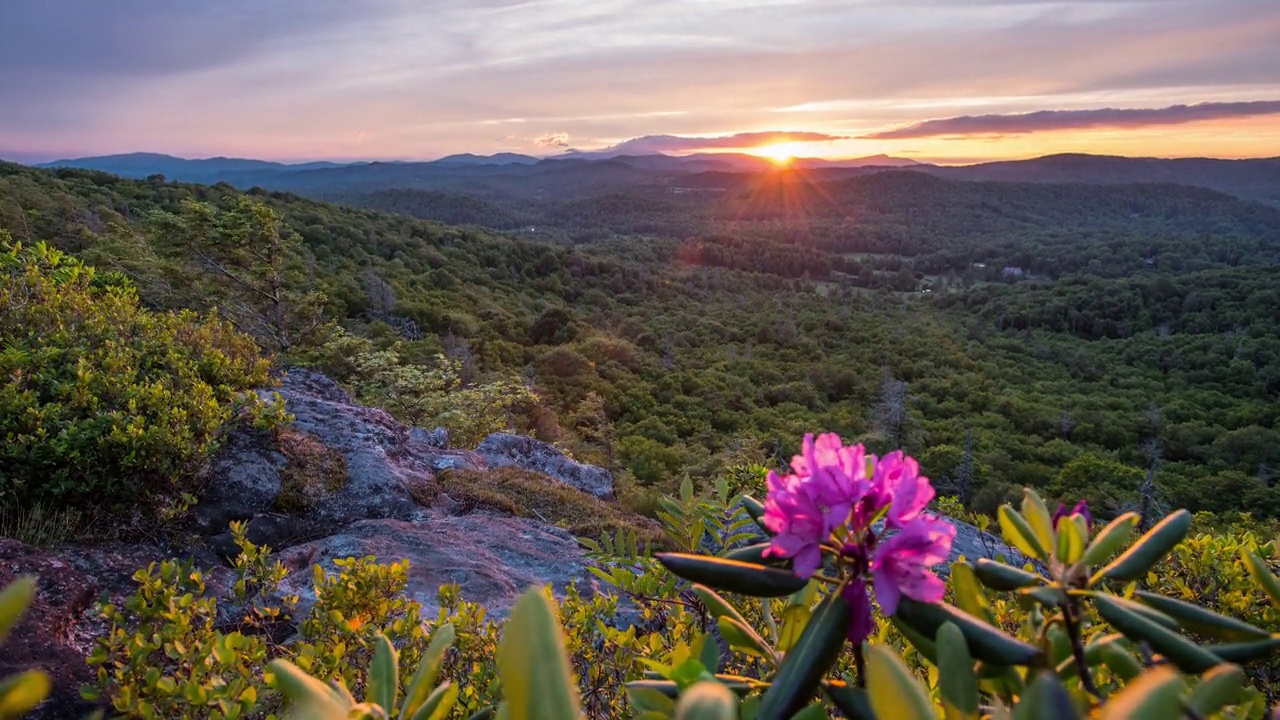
[2,0,1279,164]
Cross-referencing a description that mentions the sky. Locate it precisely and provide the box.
[2,0,1279,164]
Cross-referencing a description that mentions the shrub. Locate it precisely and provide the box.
[300,328,538,447]
[0,242,274,513]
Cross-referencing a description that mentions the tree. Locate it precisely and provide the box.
[870,368,909,447]
[148,198,326,352]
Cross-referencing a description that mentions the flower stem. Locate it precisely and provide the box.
[1063,598,1103,704]
[854,642,866,688]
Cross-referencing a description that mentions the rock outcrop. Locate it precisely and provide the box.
[476,432,615,500]
[276,511,590,618]
[192,370,483,540]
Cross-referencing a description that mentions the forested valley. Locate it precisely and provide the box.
[2,160,1278,521]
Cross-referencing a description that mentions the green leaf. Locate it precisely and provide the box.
[369,632,398,711]
[973,559,1040,591]
[497,588,581,720]
[1202,637,1280,663]
[777,604,812,653]
[0,576,36,644]
[949,563,993,622]
[724,543,776,565]
[1185,664,1245,717]
[1103,595,1178,631]
[889,616,938,665]
[936,623,979,720]
[1012,672,1079,720]
[695,633,721,675]
[1056,514,1086,565]
[401,624,456,717]
[756,589,850,720]
[674,681,738,720]
[1243,549,1280,609]
[1080,513,1139,568]
[820,682,873,720]
[656,553,808,598]
[628,685,677,714]
[718,616,774,659]
[741,496,769,532]
[865,643,933,720]
[895,598,1043,666]
[1099,666,1186,720]
[1099,643,1143,682]
[1021,489,1056,560]
[1092,594,1222,673]
[0,670,51,718]
[1134,591,1270,641]
[694,585,758,637]
[1094,510,1190,584]
[998,505,1048,561]
[269,659,349,719]
[407,682,458,720]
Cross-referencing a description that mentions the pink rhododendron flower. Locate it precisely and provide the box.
[871,516,956,615]
[1053,500,1093,529]
[794,433,870,530]
[761,470,827,578]
[762,432,953,645]
[875,451,934,528]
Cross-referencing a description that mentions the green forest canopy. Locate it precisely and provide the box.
[1,161,1277,518]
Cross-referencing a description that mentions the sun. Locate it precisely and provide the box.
[751,142,804,165]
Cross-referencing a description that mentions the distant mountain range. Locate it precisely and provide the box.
[35,152,356,183]
[20,150,1280,205]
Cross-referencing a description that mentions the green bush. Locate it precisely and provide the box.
[0,241,274,513]
[300,328,537,447]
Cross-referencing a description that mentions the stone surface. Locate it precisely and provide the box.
[941,515,1039,570]
[276,512,591,618]
[190,430,287,535]
[475,432,614,500]
[410,426,450,450]
[192,370,483,539]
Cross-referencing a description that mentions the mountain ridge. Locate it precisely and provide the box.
[16,150,1280,205]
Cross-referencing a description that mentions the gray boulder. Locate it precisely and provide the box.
[276,512,590,618]
[476,432,614,500]
[191,430,287,535]
[410,426,449,450]
[941,515,1039,570]
[192,370,482,541]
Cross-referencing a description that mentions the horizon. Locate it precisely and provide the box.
[2,1,1279,163]
[7,148,1280,170]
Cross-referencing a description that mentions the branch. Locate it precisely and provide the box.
[1063,599,1104,704]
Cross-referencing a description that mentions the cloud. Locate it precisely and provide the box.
[863,100,1280,139]
[3,0,1279,161]
[535,132,571,148]
[586,131,847,155]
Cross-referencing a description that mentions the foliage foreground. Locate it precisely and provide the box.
[4,436,1280,719]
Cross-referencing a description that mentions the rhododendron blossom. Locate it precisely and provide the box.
[1053,500,1093,529]
[762,432,954,645]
